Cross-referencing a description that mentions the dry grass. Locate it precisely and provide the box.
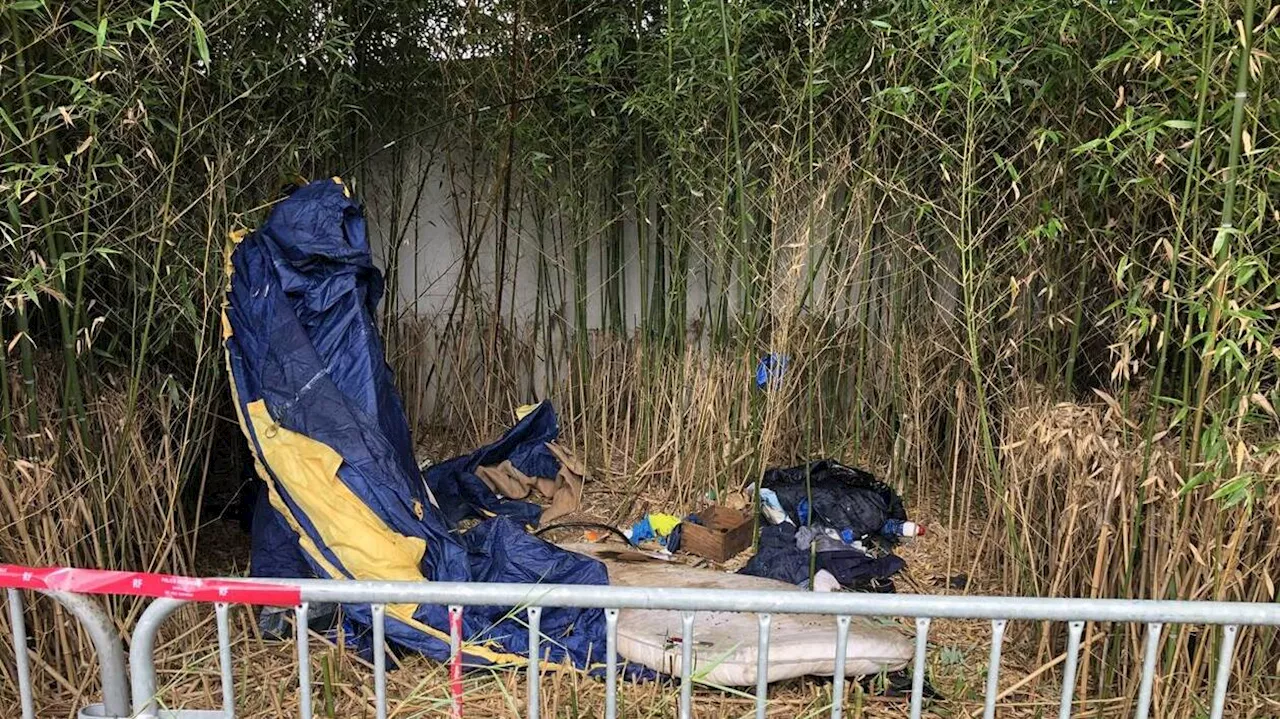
[390,343,1280,717]
[0,364,209,703]
[4,353,1279,718]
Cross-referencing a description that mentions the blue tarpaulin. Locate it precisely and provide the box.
[425,400,562,526]
[224,178,607,667]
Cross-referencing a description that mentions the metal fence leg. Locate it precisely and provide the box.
[130,597,187,718]
[679,611,694,719]
[909,617,931,719]
[982,620,1006,719]
[1208,625,1238,719]
[44,590,132,718]
[526,607,541,719]
[755,613,771,719]
[1134,623,1161,719]
[296,603,313,719]
[1057,620,1084,719]
[605,608,619,719]
[216,602,235,718]
[829,615,851,719]
[448,604,463,719]
[7,589,35,719]
[372,604,387,719]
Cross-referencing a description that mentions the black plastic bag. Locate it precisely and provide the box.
[762,460,907,540]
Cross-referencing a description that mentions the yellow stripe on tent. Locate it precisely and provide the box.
[244,401,527,663]
[246,400,427,583]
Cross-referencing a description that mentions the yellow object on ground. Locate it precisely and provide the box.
[648,513,681,537]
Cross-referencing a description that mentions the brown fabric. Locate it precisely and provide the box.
[473,442,584,524]
[545,442,586,477]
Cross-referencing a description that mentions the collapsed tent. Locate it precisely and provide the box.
[223,178,607,667]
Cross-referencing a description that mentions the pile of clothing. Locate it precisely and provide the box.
[424,401,585,527]
[739,460,915,592]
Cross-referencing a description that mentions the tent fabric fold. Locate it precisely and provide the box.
[224,178,606,667]
[425,400,584,526]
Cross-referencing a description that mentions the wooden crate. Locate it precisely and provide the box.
[680,505,753,562]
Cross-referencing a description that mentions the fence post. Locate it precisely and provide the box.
[7,589,36,719]
[129,597,187,718]
[44,591,132,718]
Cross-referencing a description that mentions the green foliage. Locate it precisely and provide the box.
[0,0,367,576]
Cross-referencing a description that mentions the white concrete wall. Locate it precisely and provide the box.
[360,138,953,346]
[362,141,718,334]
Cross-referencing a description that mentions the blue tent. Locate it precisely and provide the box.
[224,178,607,667]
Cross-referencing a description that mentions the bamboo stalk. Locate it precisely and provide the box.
[1188,0,1256,467]
[8,14,88,442]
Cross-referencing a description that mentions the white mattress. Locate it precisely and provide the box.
[560,543,914,686]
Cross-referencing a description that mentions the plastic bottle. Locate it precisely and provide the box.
[758,488,789,525]
[797,498,810,525]
[881,519,925,537]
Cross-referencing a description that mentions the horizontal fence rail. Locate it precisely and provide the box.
[267,578,1280,624]
[4,566,1277,719]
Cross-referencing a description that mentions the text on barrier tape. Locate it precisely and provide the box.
[0,565,301,607]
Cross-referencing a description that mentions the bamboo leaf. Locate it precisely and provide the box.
[0,108,21,139]
[1211,226,1238,256]
[193,18,210,64]
[1248,394,1277,420]
[1072,138,1105,154]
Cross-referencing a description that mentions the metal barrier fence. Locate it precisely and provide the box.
[5,587,133,719]
[6,570,1280,719]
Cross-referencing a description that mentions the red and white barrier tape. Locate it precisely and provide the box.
[0,565,300,606]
